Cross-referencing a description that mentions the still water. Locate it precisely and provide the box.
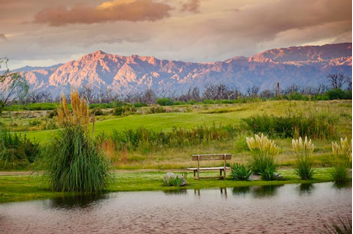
[0,182,351,233]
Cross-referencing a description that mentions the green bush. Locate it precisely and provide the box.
[157,98,173,106]
[133,102,147,108]
[230,163,252,181]
[91,108,103,116]
[325,89,352,100]
[45,126,111,192]
[172,101,186,105]
[286,92,309,100]
[147,106,166,114]
[0,130,40,167]
[114,104,136,116]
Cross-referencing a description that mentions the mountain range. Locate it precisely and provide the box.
[6,43,353,96]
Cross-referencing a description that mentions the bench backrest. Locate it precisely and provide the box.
[192,154,231,161]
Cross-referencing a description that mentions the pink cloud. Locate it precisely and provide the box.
[34,0,172,26]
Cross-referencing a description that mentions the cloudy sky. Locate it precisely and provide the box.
[0,0,351,69]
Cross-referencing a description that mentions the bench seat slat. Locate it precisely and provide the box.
[187,167,231,171]
[192,154,231,161]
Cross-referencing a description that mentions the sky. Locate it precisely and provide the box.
[0,0,351,69]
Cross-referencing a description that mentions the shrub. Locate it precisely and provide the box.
[46,91,112,192]
[114,104,136,116]
[29,119,42,127]
[133,102,147,108]
[0,130,40,167]
[162,173,187,187]
[246,134,279,175]
[230,163,252,181]
[325,89,352,100]
[48,109,58,118]
[147,106,166,114]
[157,98,174,106]
[91,108,103,116]
[292,136,315,180]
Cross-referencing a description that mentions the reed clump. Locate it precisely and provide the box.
[292,136,315,180]
[46,90,111,192]
[330,137,352,183]
[246,133,279,180]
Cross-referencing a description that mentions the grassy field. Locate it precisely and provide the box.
[1,100,351,169]
[12,100,352,141]
[0,168,336,203]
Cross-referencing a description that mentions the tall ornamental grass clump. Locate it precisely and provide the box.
[292,136,315,180]
[45,91,111,192]
[330,137,352,183]
[246,134,279,180]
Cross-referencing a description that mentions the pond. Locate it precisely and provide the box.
[0,182,351,233]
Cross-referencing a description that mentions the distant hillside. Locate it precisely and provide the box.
[7,43,352,96]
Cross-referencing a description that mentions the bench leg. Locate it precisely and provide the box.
[220,169,223,178]
[193,170,196,179]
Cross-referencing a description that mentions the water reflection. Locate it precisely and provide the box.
[48,193,107,209]
[163,189,187,195]
[0,182,351,234]
[298,183,315,196]
[232,186,251,195]
[252,185,283,198]
[332,181,352,190]
[220,187,228,199]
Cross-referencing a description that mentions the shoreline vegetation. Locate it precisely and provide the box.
[0,168,345,204]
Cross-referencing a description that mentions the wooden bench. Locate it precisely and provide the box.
[187,154,231,180]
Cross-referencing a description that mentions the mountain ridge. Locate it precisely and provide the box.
[8,42,353,96]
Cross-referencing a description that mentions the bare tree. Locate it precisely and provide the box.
[260,89,275,98]
[141,89,157,104]
[79,84,96,103]
[26,90,53,103]
[346,76,352,91]
[327,73,347,89]
[246,85,259,97]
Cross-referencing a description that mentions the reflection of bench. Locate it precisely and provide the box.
[187,154,231,180]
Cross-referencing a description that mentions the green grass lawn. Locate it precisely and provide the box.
[0,168,337,203]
